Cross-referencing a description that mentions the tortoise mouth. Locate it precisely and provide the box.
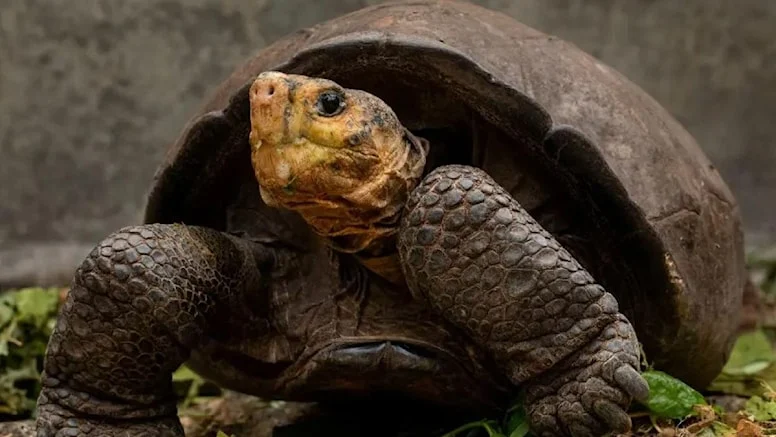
[303,338,451,376]
[329,340,441,369]
[279,338,508,412]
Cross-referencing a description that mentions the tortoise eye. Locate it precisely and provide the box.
[316,90,345,117]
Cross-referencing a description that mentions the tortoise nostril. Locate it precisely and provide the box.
[268,85,275,96]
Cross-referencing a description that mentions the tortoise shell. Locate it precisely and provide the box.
[144,0,746,389]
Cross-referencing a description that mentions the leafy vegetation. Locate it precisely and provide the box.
[0,247,774,435]
[0,286,224,420]
[0,287,61,418]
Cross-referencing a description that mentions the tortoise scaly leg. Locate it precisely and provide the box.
[35,224,272,437]
[397,165,649,437]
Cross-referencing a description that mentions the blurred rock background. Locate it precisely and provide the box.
[1,0,774,288]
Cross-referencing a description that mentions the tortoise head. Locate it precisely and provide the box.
[249,72,428,255]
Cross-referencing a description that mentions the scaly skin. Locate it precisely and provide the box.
[397,165,649,436]
[36,224,271,437]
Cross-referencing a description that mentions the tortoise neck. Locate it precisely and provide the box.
[353,233,406,285]
[323,131,428,253]
[333,131,429,284]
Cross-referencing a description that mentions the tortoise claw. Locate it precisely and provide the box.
[615,365,650,402]
[525,315,645,437]
[593,399,632,433]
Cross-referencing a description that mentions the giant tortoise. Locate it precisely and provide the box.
[35,1,746,436]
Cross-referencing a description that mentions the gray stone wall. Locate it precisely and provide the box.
[1,0,774,287]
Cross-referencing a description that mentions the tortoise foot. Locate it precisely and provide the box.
[524,314,648,437]
[36,402,183,437]
[34,224,270,437]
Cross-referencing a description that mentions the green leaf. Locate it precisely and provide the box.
[172,365,203,382]
[441,420,506,437]
[640,370,706,419]
[14,288,61,327]
[507,421,530,437]
[695,421,736,437]
[0,318,18,356]
[744,395,776,421]
[0,295,14,327]
[503,403,531,437]
[0,294,20,357]
[483,422,507,437]
[720,330,775,376]
[216,431,234,437]
[173,365,206,408]
[707,363,776,398]
[0,287,64,418]
[707,329,776,397]
[0,359,40,415]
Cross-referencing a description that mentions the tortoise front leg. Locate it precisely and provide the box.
[35,224,272,437]
[397,165,649,437]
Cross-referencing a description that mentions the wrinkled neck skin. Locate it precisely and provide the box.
[326,131,429,253]
[346,131,428,284]
[254,128,429,271]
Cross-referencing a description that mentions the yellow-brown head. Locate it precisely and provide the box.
[249,71,428,254]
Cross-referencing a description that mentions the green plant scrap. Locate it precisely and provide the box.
[0,286,222,420]
[0,287,60,418]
